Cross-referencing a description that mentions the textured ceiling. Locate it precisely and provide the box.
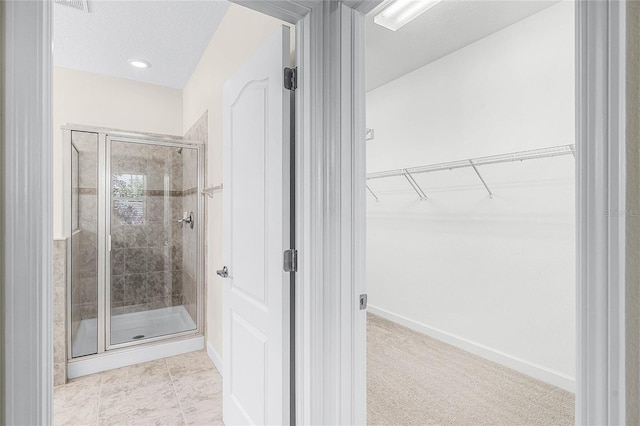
[53,0,230,89]
[366,1,559,92]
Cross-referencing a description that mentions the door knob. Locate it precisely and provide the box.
[217,266,229,278]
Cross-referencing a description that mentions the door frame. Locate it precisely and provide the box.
[0,0,628,425]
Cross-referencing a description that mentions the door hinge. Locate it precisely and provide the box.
[283,249,298,272]
[284,67,297,91]
[359,294,368,310]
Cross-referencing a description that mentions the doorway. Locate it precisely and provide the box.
[364,1,576,423]
[49,2,294,424]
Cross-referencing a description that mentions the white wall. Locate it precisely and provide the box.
[182,4,286,358]
[366,2,575,390]
[53,67,183,238]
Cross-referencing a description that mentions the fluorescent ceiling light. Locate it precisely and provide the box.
[374,0,442,31]
[129,59,151,69]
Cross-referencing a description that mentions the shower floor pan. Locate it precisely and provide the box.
[73,305,196,357]
[68,305,202,379]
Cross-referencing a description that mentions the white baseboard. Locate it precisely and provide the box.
[367,305,575,393]
[207,341,224,376]
[68,335,204,379]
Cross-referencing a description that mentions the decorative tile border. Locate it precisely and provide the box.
[77,188,199,197]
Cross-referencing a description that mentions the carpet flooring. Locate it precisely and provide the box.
[367,313,574,426]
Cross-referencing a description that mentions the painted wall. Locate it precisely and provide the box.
[366,2,575,389]
[626,0,640,422]
[53,67,183,238]
[182,3,286,358]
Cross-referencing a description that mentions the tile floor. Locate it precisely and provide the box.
[54,350,222,426]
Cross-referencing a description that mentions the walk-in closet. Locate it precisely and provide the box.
[364,1,576,424]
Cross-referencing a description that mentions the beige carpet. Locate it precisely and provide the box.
[367,313,574,426]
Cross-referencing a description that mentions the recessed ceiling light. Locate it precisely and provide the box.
[129,59,151,69]
[374,0,442,31]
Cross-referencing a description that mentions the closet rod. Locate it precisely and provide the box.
[366,144,575,200]
[367,144,575,180]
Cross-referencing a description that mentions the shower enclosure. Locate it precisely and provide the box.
[66,126,203,360]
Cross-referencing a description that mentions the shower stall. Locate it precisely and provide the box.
[65,126,204,370]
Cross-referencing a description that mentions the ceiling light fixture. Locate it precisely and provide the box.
[374,0,442,31]
[129,59,151,69]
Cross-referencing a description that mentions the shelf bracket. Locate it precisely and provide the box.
[403,170,428,200]
[366,184,379,202]
[469,160,493,198]
[202,183,223,198]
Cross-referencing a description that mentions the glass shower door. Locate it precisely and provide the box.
[70,131,99,358]
[108,139,199,347]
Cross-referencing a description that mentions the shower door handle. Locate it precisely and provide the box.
[178,212,195,229]
[217,266,229,278]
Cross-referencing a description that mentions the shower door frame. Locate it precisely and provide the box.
[64,125,205,359]
[104,134,204,351]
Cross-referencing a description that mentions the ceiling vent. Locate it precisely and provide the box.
[54,0,90,13]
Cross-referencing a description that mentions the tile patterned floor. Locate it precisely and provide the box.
[54,350,222,426]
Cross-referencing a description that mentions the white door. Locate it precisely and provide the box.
[222,26,292,426]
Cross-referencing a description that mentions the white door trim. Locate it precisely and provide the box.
[576,0,627,423]
[230,2,373,423]
[0,0,628,425]
[2,0,54,424]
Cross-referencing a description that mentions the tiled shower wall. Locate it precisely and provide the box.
[53,239,67,386]
[110,142,185,314]
[182,112,207,324]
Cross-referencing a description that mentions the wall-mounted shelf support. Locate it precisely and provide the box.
[366,184,379,202]
[468,160,493,198]
[202,183,223,198]
[403,170,428,200]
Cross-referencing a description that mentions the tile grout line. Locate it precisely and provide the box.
[166,358,188,425]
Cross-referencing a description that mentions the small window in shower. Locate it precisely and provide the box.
[113,173,146,225]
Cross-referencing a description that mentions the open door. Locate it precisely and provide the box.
[222,26,292,426]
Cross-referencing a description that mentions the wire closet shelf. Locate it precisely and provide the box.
[365,144,575,201]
